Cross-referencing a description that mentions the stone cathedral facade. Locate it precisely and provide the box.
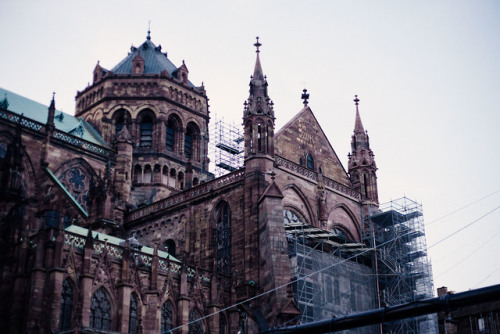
[0,33,379,334]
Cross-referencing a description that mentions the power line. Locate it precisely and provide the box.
[172,202,499,332]
[426,190,499,228]
[428,205,500,249]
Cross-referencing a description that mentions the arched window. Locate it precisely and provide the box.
[140,115,153,147]
[129,294,138,334]
[193,177,199,187]
[188,309,204,334]
[90,287,112,331]
[216,202,231,275]
[363,173,369,198]
[283,209,307,226]
[249,125,253,153]
[114,109,129,136]
[257,124,262,152]
[299,158,303,166]
[133,165,142,183]
[166,119,175,151]
[59,278,73,331]
[164,239,176,257]
[178,172,184,190]
[306,154,314,170]
[184,128,193,158]
[161,301,173,334]
[144,165,152,183]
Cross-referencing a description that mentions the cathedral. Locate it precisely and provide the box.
[0,32,380,334]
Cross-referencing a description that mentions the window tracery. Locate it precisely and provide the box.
[161,301,173,333]
[129,294,138,334]
[188,309,204,334]
[216,202,231,275]
[90,287,112,331]
[59,278,73,331]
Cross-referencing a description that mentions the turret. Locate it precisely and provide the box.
[243,37,275,172]
[348,95,378,205]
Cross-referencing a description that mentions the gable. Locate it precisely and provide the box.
[275,106,350,186]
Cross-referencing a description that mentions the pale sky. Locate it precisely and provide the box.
[1,0,499,294]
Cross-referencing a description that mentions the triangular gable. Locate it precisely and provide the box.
[275,106,351,186]
[44,167,89,218]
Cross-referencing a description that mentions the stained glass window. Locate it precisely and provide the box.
[161,301,173,334]
[90,287,112,331]
[59,279,73,331]
[129,294,138,334]
[188,309,203,334]
[216,202,231,275]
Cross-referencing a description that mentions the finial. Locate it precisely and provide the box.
[301,89,310,106]
[147,20,151,40]
[254,36,261,53]
[354,95,360,106]
[52,91,55,100]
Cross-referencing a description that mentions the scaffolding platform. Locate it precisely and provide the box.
[208,119,244,177]
[366,197,437,334]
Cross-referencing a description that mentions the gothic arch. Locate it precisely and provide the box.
[326,204,361,241]
[160,299,176,333]
[211,200,232,275]
[111,107,132,137]
[90,286,115,331]
[165,112,182,152]
[282,184,316,227]
[185,121,201,161]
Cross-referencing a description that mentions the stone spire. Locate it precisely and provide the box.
[353,95,365,134]
[348,95,378,204]
[244,37,274,119]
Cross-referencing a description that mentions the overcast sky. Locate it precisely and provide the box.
[1,0,499,294]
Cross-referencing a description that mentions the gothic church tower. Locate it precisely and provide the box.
[73,31,210,217]
[348,95,379,212]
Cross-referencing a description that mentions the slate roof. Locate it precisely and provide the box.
[0,87,109,147]
[111,37,199,89]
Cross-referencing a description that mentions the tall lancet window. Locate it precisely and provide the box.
[188,309,204,334]
[59,279,73,331]
[90,287,112,331]
[129,294,138,334]
[216,202,231,275]
[307,154,314,170]
[257,124,262,152]
[161,301,173,333]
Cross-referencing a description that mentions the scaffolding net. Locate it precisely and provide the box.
[208,119,244,177]
[285,210,378,333]
[368,197,437,334]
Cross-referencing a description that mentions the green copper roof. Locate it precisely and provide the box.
[0,87,108,147]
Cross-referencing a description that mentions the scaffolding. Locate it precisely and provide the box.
[367,197,437,334]
[208,119,244,177]
[285,211,378,333]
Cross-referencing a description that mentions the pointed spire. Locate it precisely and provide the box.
[353,95,365,134]
[252,37,264,82]
[244,37,274,118]
[47,92,56,127]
